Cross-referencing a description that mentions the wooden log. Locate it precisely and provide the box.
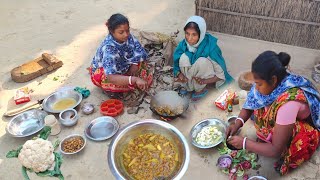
[11,53,63,83]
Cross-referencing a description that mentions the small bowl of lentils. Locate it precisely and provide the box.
[59,134,86,155]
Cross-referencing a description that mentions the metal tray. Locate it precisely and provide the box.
[6,109,47,137]
[84,116,119,141]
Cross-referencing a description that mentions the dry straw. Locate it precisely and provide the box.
[195,0,320,49]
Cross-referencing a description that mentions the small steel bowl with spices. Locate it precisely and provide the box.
[59,134,86,155]
[59,108,79,127]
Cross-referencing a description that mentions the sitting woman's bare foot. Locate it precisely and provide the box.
[191,88,209,101]
[193,75,222,86]
[103,91,123,99]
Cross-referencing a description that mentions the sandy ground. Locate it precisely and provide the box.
[1,0,320,180]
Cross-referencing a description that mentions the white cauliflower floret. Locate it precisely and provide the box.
[18,138,54,172]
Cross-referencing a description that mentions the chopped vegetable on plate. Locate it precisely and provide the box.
[195,125,222,146]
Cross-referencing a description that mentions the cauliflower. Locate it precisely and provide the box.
[18,138,55,172]
[195,125,222,146]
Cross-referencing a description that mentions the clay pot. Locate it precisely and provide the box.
[238,71,254,91]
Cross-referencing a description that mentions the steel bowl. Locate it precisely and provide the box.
[227,115,238,125]
[108,119,190,180]
[150,91,189,119]
[59,134,86,155]
[226,116,242,150]
[248,176,268,180]
[6,109,47,137]
[59,108,79,126]
[190,118,227,149]
[81,103,94,115]
[42,89,82,113]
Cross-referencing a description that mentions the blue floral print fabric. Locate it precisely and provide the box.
[91,34,147,75]
[243,73,320,130]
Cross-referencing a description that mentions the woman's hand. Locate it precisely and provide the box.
[134,77,148,91]
[193,77,207,85]
[127,64,139,76]
[176,72,188,83]
[227,135,245,150]
[225,123,242,138]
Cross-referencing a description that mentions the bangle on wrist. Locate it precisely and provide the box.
[235,117,245,127]
[129,76,133,86]
[243,137,247,150]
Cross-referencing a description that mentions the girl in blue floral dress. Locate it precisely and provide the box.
[90,13,152,93]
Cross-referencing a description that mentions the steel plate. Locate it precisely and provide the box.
[190,118,227,149]
[84,116,119,141]
[6,109,47,137]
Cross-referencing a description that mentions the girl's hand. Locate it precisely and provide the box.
[193,77,207,85]
[227,135,245,150]
[176,73,188,83]
[135,77,148,91]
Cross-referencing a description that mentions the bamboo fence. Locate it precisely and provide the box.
[195,0,320,49]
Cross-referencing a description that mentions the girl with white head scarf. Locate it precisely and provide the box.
[185,16,207,53]
[173,16,233,100]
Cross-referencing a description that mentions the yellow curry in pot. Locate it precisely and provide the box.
[122,133,179,180]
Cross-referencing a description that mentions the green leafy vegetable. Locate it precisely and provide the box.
[217,142,259,179]
[53,139,60,149]
[222,169,229,174]
[6,145,22,158]
[232,159,240,163]
[236,169,245,177]
[37,152,64,180]
[22,166,30,180]
[251,162,261,170]
[235,150,243,158]
[217,142,231,155]
[39,126,52,140]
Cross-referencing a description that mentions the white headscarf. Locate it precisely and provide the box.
[185,16,207,53]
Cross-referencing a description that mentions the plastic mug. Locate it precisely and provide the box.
[44,115,61,135]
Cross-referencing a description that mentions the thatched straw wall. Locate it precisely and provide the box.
[195,0,320,49]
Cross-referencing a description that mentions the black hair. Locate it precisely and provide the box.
[252,51,291,85]
[184,22,200,37]
[105,13,129,33]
